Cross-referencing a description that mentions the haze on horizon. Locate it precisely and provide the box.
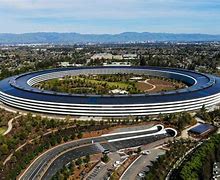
[0,0,220,35]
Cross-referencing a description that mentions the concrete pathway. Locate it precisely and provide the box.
[195,117,205,123]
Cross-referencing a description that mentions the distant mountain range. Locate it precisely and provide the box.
[0,32,220,44]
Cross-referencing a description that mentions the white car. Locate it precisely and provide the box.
[113,161,121,167]
[138,172,145,177]
[141,150,151,155]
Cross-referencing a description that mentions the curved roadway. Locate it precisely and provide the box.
[19,125,173,180]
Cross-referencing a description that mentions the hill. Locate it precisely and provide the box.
[0,32,220,44]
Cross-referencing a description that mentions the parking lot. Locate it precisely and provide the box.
[85,153,121,180]
[121,148,166,180]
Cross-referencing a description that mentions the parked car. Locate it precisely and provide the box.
[138,172,145,177]
[141,150,151,155]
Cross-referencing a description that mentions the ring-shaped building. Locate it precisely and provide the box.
[0,66,220,117]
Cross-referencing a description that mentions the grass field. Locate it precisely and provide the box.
[0,127,6,135]
[75,77,131,89]
[36,74,185,95]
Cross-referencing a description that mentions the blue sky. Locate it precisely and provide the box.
[0,0,220,34]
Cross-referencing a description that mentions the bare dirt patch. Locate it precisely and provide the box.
[136,81,153,91]
[136,78,185,93]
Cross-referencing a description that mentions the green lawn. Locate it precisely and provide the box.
[76,77,131,89]
[0,127,6,135]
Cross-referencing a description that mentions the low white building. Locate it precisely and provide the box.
[60,62,70,67]
[59,62,83,67]
[103,62,131,66]
[123,54,138,60]
[130,77,143,80]
[109,89,128,94]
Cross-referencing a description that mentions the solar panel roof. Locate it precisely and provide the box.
[189,124,214,134]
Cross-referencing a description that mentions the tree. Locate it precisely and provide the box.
[26,112,33,121]
[70,133,76,140]
[198,105,211,122]
[140,55,146,66]
[50,134,57,146]
[201,104,206,114]
[63,135,69,142]
[75,157,82,166]
[57,173,65,180]
[77,131,83,139]
[137,147,142,154]
[101,154,109,163]
[14,149,22,159]
[0,144,9,155]
[69,161,75,173]
[83,155,90,164]
[56,135,62,144]
[179,134,220,180]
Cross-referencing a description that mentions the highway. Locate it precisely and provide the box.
[19,125,174,180]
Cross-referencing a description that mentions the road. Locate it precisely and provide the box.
[19,125,173,180]
[42,144,101,179]
[121,148,166,180]
[19,126,161,179]
[42,134,170,179]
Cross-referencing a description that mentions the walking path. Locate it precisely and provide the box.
[3,125,76,165]
[3,115,21,136]
[195,117,205,123]
[143,79,156,92]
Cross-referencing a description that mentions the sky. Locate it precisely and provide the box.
[0,0,220,34]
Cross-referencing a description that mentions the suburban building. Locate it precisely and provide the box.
[91,53,137,60]
[188,124,216,137]
[123,54,138,60]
